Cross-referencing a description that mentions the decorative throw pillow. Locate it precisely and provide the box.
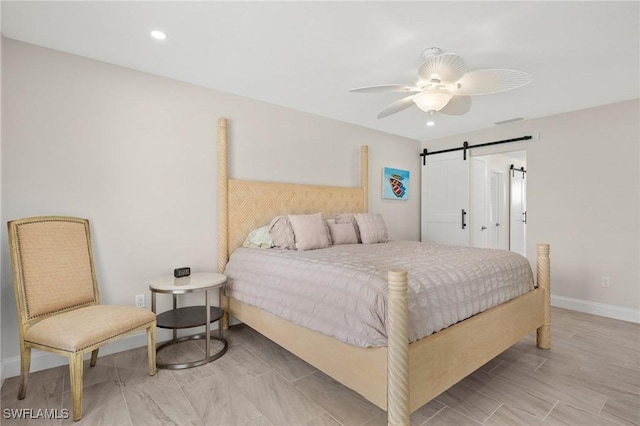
[288,213,332,251]
[269,216,296,250]
[242,225,273,249]
[328,222,358,245]
[354,213,388,244]
[335,213,362,243]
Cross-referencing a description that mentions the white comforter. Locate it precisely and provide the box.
[224,241,534,348]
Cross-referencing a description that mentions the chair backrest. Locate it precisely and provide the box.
[8,216,100,327]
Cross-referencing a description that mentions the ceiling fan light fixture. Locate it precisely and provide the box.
[413,90,453,113]
[351,47,531,120]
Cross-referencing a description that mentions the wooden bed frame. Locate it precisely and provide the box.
[215,118,550,426]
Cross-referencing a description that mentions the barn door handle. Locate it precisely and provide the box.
[461,209,467,229]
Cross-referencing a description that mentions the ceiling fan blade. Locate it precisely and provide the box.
[438,95,472,115]
[417,53,467,84]
[377,95,416,118]
[455,69,533,95]
[349,84,419,93]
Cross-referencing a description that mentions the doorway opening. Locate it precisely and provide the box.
[471,150,526,254]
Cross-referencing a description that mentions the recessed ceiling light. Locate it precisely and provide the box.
[426,121,435,127]
[150,30,167,40]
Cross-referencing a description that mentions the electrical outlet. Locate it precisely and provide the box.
[601,276,611,288]
[135,294,145,308]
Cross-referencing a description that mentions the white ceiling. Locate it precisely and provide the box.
[2,1,639,141]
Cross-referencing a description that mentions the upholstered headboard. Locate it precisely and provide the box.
[216,118,369,272]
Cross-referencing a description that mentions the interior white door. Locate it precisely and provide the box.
[421,151,470,246]
[471,158,488,248]
[489,170,504,249]
[510,169,527,255]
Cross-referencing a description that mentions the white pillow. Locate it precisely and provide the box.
[269,216,296,250]
[328,222,358,245]
[354,213,388,244]
[288,213,331,251]
[242,225,273,249]
[335,213,361,243]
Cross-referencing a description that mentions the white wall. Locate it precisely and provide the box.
[0,38,421,376]
[423,99,640,321]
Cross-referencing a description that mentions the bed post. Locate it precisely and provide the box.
[361,145,368,212]
[387,269,410,426]
[217,117,229,328]
[536,243,551,349]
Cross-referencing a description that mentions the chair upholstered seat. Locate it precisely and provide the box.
[25,305,156,353]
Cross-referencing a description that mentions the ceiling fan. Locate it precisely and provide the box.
[350,47,532,119]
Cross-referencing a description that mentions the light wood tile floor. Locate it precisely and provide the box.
[2,307,638,426]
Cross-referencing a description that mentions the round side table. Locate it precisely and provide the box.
[149,272,228,369]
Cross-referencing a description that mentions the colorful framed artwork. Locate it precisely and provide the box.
[382,167,410,200]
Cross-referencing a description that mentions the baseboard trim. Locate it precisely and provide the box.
[1,329,175,380]
[551,295,640,324]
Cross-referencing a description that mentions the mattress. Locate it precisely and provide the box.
[224,241,534,348]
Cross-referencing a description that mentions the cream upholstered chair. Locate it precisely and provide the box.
[7,216,157,421]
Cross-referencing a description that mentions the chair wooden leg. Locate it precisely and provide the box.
[90,349,99,367]
[69,352,84,421]
[147,322,157,376]
[18,343,31,400]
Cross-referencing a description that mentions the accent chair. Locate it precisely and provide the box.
[7,216,157,421]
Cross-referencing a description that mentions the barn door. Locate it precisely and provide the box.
[421,151,470,246]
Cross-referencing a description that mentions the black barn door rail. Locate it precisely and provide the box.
[420,135,532,165]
